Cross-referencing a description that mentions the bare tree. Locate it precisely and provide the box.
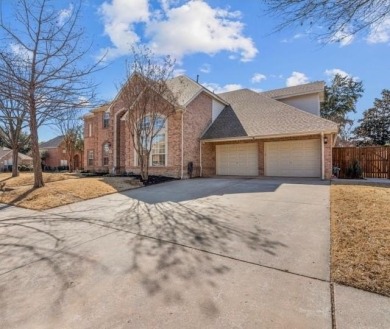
[53,108,84,172]
[0,63,30,177]
[0,0,101,187]
[119,46,178,181]
[264,0,390,41]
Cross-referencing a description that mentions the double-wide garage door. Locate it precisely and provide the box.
[216,139,321,177]
[265,139,321,177]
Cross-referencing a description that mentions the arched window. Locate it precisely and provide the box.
[102,142,109,166]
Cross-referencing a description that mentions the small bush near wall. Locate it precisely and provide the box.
[345,160,363,179]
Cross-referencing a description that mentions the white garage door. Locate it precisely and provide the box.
[265,139,321,177]
[216,143,258,176]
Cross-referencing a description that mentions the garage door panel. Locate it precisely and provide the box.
[216,143,258,176]
[265,140,321,177]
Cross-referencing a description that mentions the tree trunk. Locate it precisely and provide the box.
[67,149,73,173]
[11,146,19,177]
[143,153,149,182]
[29,108,44,188]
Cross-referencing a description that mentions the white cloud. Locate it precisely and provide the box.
[286,71,309,87]
[147,1,257,62]
[58,4,73,26]
[173,68,186,77]
[330,29,354,46]
[98,0,149,59]
[200,63,211,74]
[251,73,266,83]
[367,17,390,44]
[324,68,350,78]
[281,33,306,43]
[10,43,32,62]
[202,82,243,93]
[324,68,360,81]
[99,0,257,62]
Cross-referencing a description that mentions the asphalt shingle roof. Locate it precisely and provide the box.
[261,81,325,99]
[39,135,64,148]
[202,89,338,140]
[0,147,12,160]
[166,75,227,107]
[0,147,32,161]
[166,76,203,107]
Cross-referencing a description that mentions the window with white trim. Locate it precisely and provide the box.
[102,142,109,166]
[137,116,167,167]
[60,160,68,166]
[88,150,94,166]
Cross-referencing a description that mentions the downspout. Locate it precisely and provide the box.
[181,110,184,179]
[321,132,325,180]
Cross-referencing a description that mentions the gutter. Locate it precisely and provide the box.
[201,131,338,143]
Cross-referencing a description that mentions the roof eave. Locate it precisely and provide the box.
[202,130,338,142]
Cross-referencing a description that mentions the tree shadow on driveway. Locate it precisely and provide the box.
[0,195,287,327]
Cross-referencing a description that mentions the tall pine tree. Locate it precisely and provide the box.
[354,90,390,145]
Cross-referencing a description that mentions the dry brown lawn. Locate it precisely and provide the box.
[0,173,139,210]
[331,184,390,296]
[0,172,78,187]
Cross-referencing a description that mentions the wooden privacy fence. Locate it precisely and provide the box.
[333,146,390,179]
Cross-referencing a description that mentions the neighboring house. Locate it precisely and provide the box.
[39,136,83,170]
[84,75,338,179]
[0,147,33,170]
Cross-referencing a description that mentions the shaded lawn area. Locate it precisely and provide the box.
[331,184,390,296]
[0,173,138,210]
[0,172,78,187]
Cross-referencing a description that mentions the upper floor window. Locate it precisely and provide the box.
[103,112,110,128]
[102,142,109,166]
[88,150,94,166]
[88,123,92,137]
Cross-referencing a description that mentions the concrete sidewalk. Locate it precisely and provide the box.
[0,178,389,328]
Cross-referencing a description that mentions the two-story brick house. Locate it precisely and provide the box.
[84,75,338,179]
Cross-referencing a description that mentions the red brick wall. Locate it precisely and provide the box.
[324,134,333,179]
[84,110,111,172]
[182,92,213,178]
[42,145,83,170]
[43,148,62,168]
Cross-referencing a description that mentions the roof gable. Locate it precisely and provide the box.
[165,75,228,107]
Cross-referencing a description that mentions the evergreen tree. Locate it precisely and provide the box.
[354,90,390,146]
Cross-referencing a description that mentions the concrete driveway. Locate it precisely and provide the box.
[0,178,389,328]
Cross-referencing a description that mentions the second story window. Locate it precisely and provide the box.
[88,123,92,137]
[103,112,110,128]
[88,150,94,166]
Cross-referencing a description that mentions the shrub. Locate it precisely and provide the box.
[345,159,363,179]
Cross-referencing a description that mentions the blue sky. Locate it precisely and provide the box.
[3,0,389,141]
